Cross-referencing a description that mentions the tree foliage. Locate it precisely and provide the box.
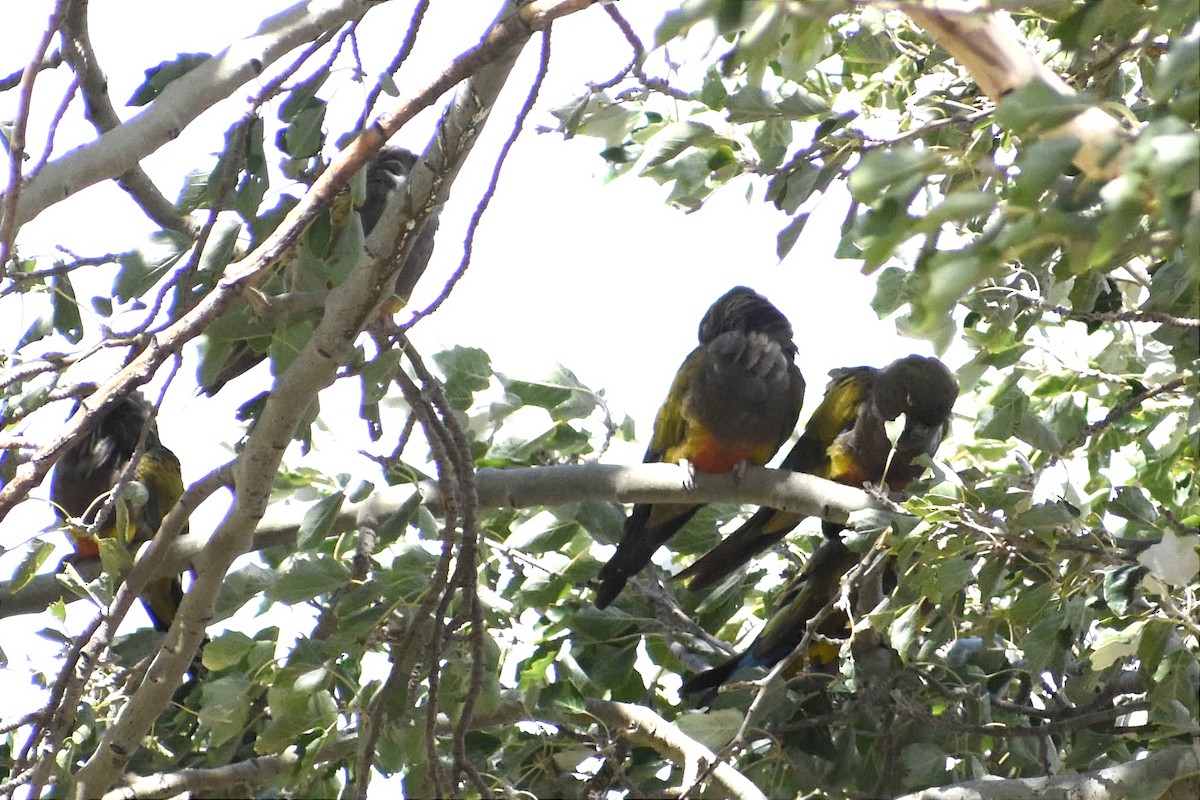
[0,1,1197,798]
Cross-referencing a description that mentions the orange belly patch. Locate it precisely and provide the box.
[671,429,775,474]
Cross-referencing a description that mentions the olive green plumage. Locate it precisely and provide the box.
[678,355,958,699]
[675,354,958,592]
[52,393,187,632]
[593,286,806,609]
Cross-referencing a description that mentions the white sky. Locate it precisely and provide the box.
[0,0,948,737]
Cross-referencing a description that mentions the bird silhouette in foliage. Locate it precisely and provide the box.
[198,145,440,396]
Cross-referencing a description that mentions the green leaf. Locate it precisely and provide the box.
[919,191,997,229]
[871,267,908,317]
[1137,530,1200,586]
[640,120,717,169]
[1090,619,1144,670]
[198,673,253,748]
[1109,486,1159,524]
[202,630,258,672]
[434,346,492,410]
[1013,501,1078,531]
[50,274,83,344]
[1102,565,1147,615]
[889,603,922,662]
[1012,137,1082,207]
[114,231,190,302]
[126,53,211,106]
[500,364,597,422]
[17,315,53,349]
[675,709,742,752]
[995,78,1091,136]
[268,317,315,379]
[381,542,439,602]
[776,212,810,260]
[10,540,55,594]
[296,492,345,549]
[849,146,941,203]
[269,554,350,605]
[257,686,338,754]
[279,103,327,160]
[96,536,135,577]
[279,71,330,123]
[1152,25,1200,104]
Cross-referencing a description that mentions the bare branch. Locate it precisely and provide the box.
[895,743,1200,800]
[8,0,375,228]
[0,2,64,269]
[903,8,1130,181]
[579,699,767,800]
[0,462,878,621]
[0,49,64,92]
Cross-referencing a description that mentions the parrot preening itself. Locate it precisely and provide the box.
[674,354,958,592]
[51,393,187,633]
[677,355,957,700]
[593,286,806,609]
[198,144,440,396]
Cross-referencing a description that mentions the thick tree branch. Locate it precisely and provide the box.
[903,8,1130,181]
[66,1,600,794]
[59,0,195,237]
[0,463,879,620]
[98,738,356,800]
[895,743,1200,800]
[7,0,374,228]
[577,699,767,800]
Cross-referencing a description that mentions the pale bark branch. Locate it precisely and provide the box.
[66,0,599,794]
[7,0,375,228]
[896,743,1200,800]
[903,7,1130,180]
[59,0,196,237]
[1,463,878,621]
[579,699,767,800]
[99,738,356,800]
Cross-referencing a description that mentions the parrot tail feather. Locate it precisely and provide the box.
[673,507,799,591]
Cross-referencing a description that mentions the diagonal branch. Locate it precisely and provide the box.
[59,0,195,237]
[66,1,601,795]
[903,7,1130,181]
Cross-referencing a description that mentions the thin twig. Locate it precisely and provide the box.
[0,2,64,270]
[401,26,554,332]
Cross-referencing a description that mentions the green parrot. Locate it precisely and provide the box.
[198,144,440,395]
[52,393,187,632]
[674,354,958,591]
[678,355,958,699]
[593,286,806,609]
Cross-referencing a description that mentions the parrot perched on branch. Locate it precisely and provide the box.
[674,354,958,592]
[678,355,957,700]
[51,393,187,632]
[593,286,806,609]
[198,145,440,396]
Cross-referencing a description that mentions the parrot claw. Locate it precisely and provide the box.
[732,459,749,484]
[679,458,697,490]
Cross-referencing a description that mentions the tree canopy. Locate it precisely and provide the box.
[0,1,1197,798]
